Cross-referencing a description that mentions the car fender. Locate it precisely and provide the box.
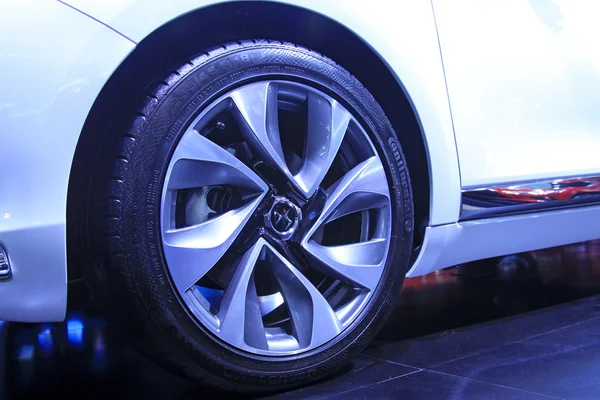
[0,1,135,322]
[63,0,462,226]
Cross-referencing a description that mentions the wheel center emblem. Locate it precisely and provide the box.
[265,196,302,240]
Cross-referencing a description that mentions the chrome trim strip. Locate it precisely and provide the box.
[461,176,600,220]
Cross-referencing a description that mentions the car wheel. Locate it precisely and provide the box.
[83,40,413,393]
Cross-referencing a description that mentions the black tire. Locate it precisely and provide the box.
[82,40,414,393]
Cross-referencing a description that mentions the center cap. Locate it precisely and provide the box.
[265,196,302,240]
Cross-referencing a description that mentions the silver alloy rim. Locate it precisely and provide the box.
[160,80,392,356]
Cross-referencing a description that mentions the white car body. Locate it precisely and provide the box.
[1,0,599,322]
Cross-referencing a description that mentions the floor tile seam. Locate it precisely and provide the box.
[360,354,418,369]
[423,369,566,399]
[311,369,425,400]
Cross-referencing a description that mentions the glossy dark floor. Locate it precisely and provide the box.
[5,241,600,399]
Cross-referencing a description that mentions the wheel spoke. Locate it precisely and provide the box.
[229,82,293,186]
[267,243,342,348]
[218,239,268,350]
[230,82,351,198]
[163,195,263,293]
[167,128,267,192]
[303,156,389,237]
[162,128,268,293]
[303,239,387,290]
[301,156,390,290]
[294,92,351,197]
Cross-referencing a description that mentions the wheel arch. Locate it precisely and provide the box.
[67,1,439,281]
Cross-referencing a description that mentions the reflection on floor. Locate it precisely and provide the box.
[5,241,600,399]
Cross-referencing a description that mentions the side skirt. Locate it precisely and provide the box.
[407,203,600,278]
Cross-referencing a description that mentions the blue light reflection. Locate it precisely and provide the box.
[18,344,34,360]
[67,317,84,347]
[37,326,54,354]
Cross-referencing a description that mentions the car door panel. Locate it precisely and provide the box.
[432,0,600,188]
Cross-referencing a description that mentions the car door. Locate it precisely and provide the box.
[432,0,600,189]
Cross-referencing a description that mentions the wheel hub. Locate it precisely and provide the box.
[265,196,302,240]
